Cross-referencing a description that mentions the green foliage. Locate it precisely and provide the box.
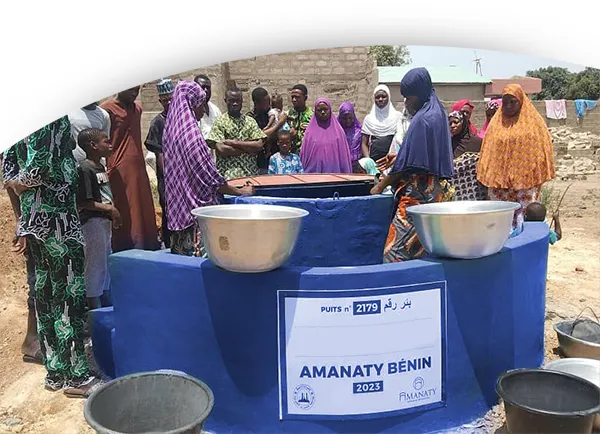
[527,66,600,100]
[540,184,560,212]
[566,68,600,100]
[369,46,411,67]
[526,66,572,100]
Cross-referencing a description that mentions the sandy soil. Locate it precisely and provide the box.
[0,176,598,433]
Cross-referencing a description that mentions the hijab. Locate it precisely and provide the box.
[478,99,501,138]
[361,85,401,137]
[300,98,352,174]
[163,81,225,231]
[449,110,482,159]
[451,99,478,135]
[477,84,555,190]
[337,102,363,163]
[390,68,454,179]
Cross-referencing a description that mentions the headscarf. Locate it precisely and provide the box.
[163,81,225,231]
[361,85,401,137]
[390,68,454,178]
[451,99,478,135]
[300,98,352,174]
[478,99,501,138]
[477,84,555,190]
[337,102,363,163]
[448,110,482,159]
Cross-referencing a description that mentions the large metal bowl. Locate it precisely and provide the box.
[544,358,600,430]
[191,204,309,273]
[406,200,521,259]
[554,319,600,360]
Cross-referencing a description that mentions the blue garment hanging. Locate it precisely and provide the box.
[574,99,598,119]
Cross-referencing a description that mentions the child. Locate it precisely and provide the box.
[266,92,291,132]
[76,128,122,309]
[268,130,303,175]
[524,202,562,245]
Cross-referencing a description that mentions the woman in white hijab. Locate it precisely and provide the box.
[361,85,401,162]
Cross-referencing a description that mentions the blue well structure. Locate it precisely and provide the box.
[91,181,549,433]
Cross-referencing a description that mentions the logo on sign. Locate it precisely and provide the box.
[413,377,425,391]
[399,377,436,404]
[293,384,315,410]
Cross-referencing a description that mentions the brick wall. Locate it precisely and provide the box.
[138,47,377,141]
[226,46,377,120]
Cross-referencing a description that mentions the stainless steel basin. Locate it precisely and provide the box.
[191,204,309,273]
[544,358,600,430]
[406,200,521,259]
[554,319,600,360]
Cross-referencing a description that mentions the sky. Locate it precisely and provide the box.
[407,46,585,78]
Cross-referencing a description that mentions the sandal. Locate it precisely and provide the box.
[63,377,102,399]
[22,349,44,365]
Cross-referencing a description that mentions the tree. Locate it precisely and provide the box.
[526,66,573,100]
[369,46,411,67]
[566,68,600,100]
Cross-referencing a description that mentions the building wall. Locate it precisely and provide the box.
[386,84,485,107]
[227,46,377,120]
[138,47,377,142]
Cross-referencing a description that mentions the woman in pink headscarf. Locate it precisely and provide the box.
[300,98,352,174]
[451,99,478,135]
[478,99,501,138]
[337,102,363,172]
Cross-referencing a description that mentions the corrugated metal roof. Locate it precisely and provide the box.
[378,66,492,85]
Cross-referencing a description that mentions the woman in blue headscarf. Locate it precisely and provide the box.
[371,68,455,262]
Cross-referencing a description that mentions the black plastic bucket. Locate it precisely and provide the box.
[84,370,214,434]
[496,368,600,433]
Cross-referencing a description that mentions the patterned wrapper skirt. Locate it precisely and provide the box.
[487,186,541,237]
[170,221,208,258]
[452,152,488,201]
[384,175,455,263]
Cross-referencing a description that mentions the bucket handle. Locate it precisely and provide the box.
[569,306,600,335]
[333,191,340,200]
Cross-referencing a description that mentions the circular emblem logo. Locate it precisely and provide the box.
[293,384,315,410]
[413,377,425,391]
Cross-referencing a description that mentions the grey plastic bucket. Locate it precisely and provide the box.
[84,370,214,434]
[496,368,600,433]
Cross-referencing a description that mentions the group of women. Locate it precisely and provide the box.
[371,69,555,262]
[162,67,555,264]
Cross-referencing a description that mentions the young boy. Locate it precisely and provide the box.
[524,202,562,245]
[77,128,122,309]
[268,130,303,175]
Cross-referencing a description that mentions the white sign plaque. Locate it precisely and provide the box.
[277,282,447,420]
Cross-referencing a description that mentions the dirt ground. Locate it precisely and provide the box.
[0,176,598,434]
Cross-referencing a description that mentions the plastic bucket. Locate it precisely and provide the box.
[544,358,600,431]
[496,369,600,433]
[84,371,214,434]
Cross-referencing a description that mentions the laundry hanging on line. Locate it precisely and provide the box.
[574,100,598,119]
[545,100,567,120]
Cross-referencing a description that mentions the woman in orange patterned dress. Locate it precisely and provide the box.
[477,84,555,236]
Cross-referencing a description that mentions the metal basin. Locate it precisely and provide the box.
[544,358,600,431]
[192,204,309,273]
[406,200,521,259]
[554,319,600,360]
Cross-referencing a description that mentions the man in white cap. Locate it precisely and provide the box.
[144,78,174,248]
[68,102,111,163]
